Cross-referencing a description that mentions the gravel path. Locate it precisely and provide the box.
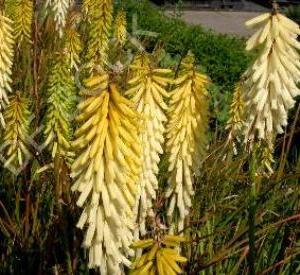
[168,11,263,37]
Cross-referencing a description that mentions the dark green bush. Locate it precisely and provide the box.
[121,0,253,93]
[286,5,300,25]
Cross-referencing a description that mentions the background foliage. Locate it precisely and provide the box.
[121,0,254,126]
[122,0,253,90]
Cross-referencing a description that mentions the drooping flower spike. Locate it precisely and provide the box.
[242,11,300,141]
[83,0,113,67]
[0,12,14,127]
[130,235,187,275]
[114,10,127,46]
[227,83,245,142]
[2,92,32,169]
[45,0,74,37]
[44,55,76,160]
[14,0,33,45]
[166,52,210,232]
[71,74,142,272]
[126,53,172,236]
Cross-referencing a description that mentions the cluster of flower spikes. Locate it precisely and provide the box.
[1,92,32,169]
[71,73,142,273]
[165,52,210,232]
[130,235,188,275]
[43,54,76,160]
[83,0,113,66]
[64,22,82,70]
[126,53,172,237]
[0,12,14,127]
[242,10,300,142]
[5,0,33,46]
[114,10,127,46]
[45,0,74,37]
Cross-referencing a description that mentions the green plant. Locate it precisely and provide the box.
[286,4,300,25]
[121,0,253,94]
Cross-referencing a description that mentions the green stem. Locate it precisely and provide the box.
[248,149,258,275]
[272,0,279,14]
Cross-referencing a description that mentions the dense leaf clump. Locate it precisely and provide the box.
[122,0,253,93]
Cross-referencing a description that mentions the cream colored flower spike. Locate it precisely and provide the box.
[71,75,142,273]
[46,0,73,37]
[126,53,171,236]
[243,11,300,141]
[0,13,14,128]
[166,53,210,232]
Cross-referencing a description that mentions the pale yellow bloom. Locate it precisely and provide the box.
[72,74,142,273]
[0,12,14,127]
[166,53,210,232]
[243,12,300,141]
[126,53,172,236]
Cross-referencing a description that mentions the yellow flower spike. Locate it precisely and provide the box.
[45,0,74,38]
[0,12,14,128]
[256,137,275,177]
[130,236,187,275]
[2,93,32,169]
[43,55,76,161]
[166,52,210,232]
[64,27,82,70]
[72,74,142,272]
[114,10,127,46]
[83,0,113,67]
[242,11,300,141]
[226,83,245,142]
[126,53,172,236]
[14,0,33,45]
[131,53,151,72]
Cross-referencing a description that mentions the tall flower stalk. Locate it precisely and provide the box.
[14,0,33,46]
[126,53,171,236]
[165,52,210,232]
[242,10,300,141]
[83,0,113,67]
[1,92,31,169]
[0,12,14,127]
[71,74,142,272]
[46,0,73,37]
[43,54,76,160]
[114,10,127,46]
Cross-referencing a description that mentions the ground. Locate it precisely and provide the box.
[175,10,262,37]
[166,0,269,37]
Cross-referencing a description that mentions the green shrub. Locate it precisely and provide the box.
[286,5,300,25]
[121,0,253,93]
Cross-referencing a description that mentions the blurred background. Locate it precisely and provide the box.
[152,0,300,10]
[159,0,300,36]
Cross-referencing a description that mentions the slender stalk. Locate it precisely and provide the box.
[248,148,258,275]
[277,103,300,179]
[272,0,279,14]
